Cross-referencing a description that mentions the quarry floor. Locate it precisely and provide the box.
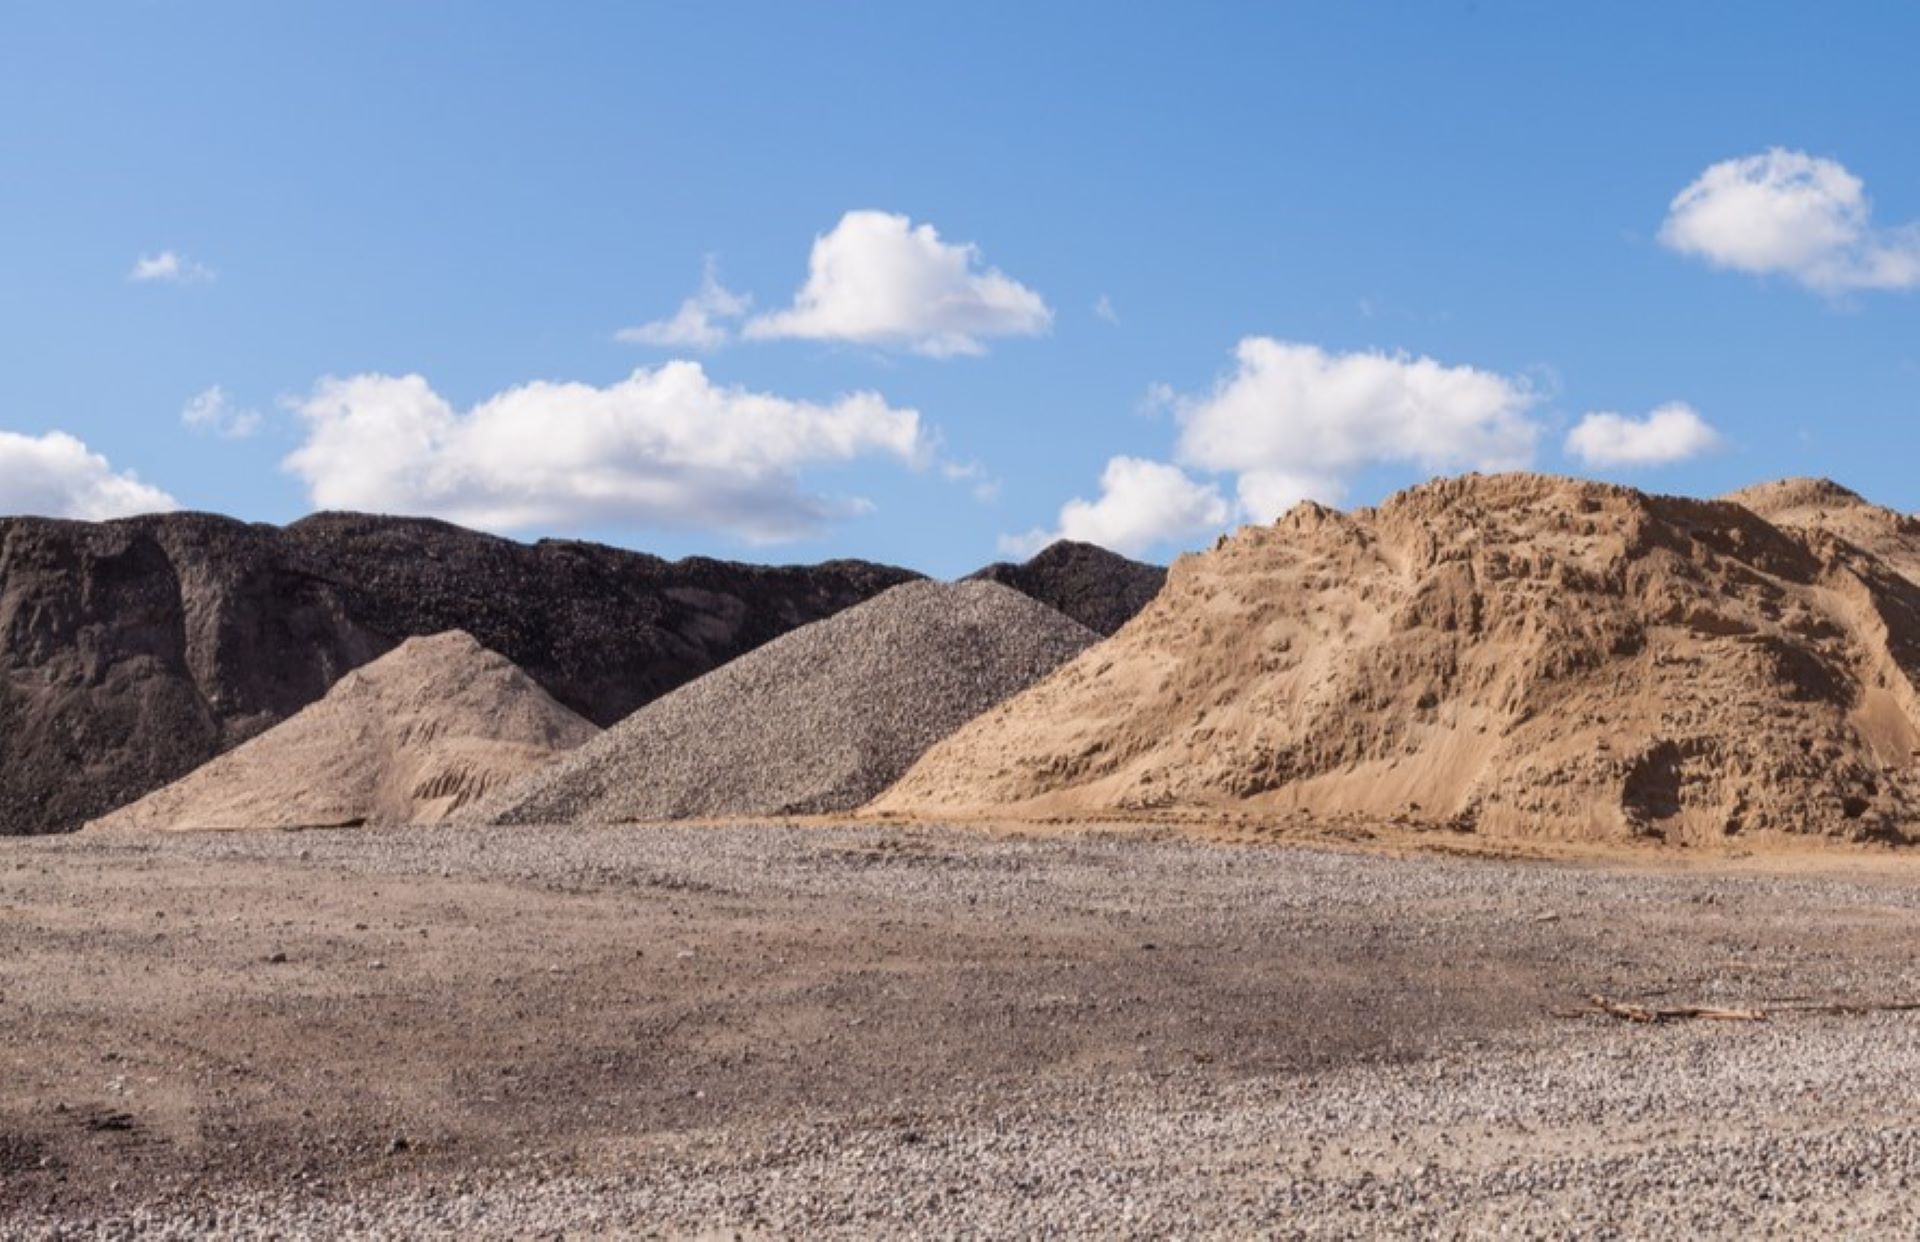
[3,822,1919,1238]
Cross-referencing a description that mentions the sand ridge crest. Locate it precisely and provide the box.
[872,472,1920,845]
[1724,476,1920,587]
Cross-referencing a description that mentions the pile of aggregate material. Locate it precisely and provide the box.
[469,580,1097,824]
[965,539,1166,636]
[1727,477,1920,586]
[0,509,916,834]
[86,632,597,830]
[873,472,1920,845]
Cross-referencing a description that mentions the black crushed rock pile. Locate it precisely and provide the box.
[466,579,1098,825]
[966,540,1166,636]
[0,510,917,835]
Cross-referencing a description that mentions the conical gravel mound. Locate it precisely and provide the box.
[87,631,597,831]
[467,580,1097,825]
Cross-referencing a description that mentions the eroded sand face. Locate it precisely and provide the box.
[875,473,1920,845]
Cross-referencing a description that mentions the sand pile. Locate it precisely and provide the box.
[1727,478,1920,586]
[87,632,596,831]
[873,473,1920,845]
[966,540,1166,635]
[468,580,1096,824]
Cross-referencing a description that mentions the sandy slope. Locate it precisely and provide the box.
[874,473,1920,845]
[85,632,596,830]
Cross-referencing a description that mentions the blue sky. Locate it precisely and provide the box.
[1,2,1916,575]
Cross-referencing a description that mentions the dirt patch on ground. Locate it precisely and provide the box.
[1,822,1916,1234]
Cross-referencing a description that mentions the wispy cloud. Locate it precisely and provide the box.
[616,257,751,350]
[129,250,215,285]
[181,386,262,439]
[940,459,1001,503]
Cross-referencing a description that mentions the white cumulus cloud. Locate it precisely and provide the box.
[129,250,215,284]
[181,386,261,439]
[616,258,751,350]
[0,430,178,519]
[1002,338,1545,557]
[1660,149,1920,293]
[1564,402,1721,468]
[745,210,1052,357]
[282,361,929,543]
[999,456,1231,558]
[1174,338,1540,522]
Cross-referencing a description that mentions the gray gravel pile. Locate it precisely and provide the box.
[468,580,1097,824]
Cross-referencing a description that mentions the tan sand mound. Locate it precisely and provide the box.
[1726,477,1920,586]
[86,632,597,831]
[465,580,1097,825]
[872,473,1920,845]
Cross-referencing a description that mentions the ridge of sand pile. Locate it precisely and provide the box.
[872,473,1920,845]
[465,580,1097,824]
[1726,477,1920,586]
[87,632,597,831]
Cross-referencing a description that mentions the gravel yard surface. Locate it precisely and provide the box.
[3,822,1918,1237]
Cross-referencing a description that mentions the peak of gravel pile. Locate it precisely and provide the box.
[874,473,1920,845]
[469,580,1097,825]
[1726,477,1920,586]
[0,509,915,834]
[88,632,597,831]
[965,540,1166,635]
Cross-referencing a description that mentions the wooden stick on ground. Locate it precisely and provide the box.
[1575,994,1920,1024]
[1584,994,1768,1023]
[1766,999,1920,1016]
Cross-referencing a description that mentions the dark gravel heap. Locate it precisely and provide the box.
[470,579,1097,825]
[966,539,1165,635]
[0,511,916,835]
